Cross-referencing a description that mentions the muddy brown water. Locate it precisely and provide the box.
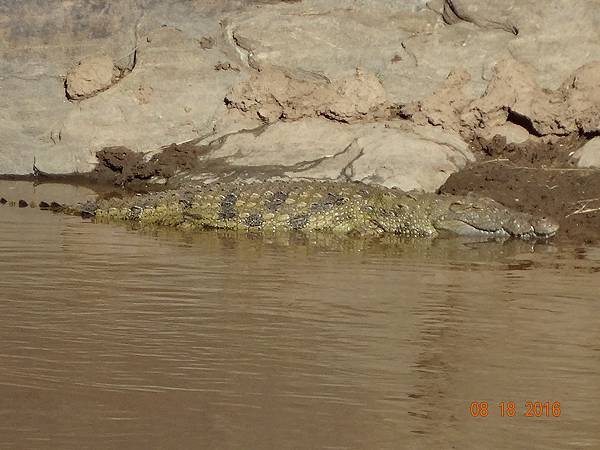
[1,184,600,449]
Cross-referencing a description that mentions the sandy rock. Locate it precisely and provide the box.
[461,58,572,138]
[440,0,519,34]
[388,22,513,102]
[225,1,512,103]
[572,137,600,168]
[195,118,472,192]
[224,0,445,104]
[561,62,600,134]
[447,0,600,90]
[483,123,530,145]
[563,62,600,107]
[3,0,600,183]
[226,1,436,75]
[324,70,389,121]
[348,124,473,191]
[204,119,357,167]
[56,26,243,172]
[401,69,473,131]
[225,66,388,124]
[0,0,277,174]
[65,55,121,100]
[461,58,600,140]
[0,0,139,174]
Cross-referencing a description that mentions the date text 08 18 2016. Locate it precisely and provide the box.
[469,401,561,417]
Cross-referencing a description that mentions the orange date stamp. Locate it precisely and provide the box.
[469,401,561,417]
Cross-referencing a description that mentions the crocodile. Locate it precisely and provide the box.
[0,181,559,239]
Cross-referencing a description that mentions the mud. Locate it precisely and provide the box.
[91,141,208,187]
[441,134,600,243]
[0,140,209,195]
[470,134,588,167]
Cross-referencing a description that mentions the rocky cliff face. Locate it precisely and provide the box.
[2,0,600,191]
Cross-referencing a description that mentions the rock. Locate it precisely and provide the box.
[0,0,245,174]
[204,118,357,167]
[65,55,121,100]
[440,0,519,34]
[226,1,436,80]
[561,62,600,135]
[446,0,600,90]
[224,66,389,124]
[224,1,511,103]
[192,119,472,192]
[3,0,600,184]
[55,26,243,173]
[483,123,530,145]
[401,69,473,131]
[387,22,513,102]
[0,0,139,174]
[572,137,600,168]
[562,62,600,107]
[347,124,474,191]
[462,58,600,140]
[461,58,573,138]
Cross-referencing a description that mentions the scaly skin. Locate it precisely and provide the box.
[91,181,558,239]
[1,181,559,239]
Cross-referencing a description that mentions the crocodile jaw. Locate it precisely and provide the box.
[432,216,559,239]
[424,194,560,239]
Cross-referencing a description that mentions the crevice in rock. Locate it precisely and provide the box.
[441,0,462,25]
[224,22,260,70]
[131,48,137,71]
[505,109,542,137]
[63,78,70,100]
[285,139,359,173]
[442,0,518,35]
[339,145,365,181]
[581,129,600,139]
[388,103,411,120]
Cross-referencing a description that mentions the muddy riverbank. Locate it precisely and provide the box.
[2,133,600,243]
[441,135,600,243]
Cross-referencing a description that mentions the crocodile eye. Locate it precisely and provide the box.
[449,201,482,212]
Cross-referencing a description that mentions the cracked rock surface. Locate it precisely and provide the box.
[2,0,600,194]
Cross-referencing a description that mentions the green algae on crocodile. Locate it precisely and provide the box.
[1,181,559,239]
[89,181,558,239]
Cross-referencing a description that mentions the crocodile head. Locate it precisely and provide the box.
[430,195,559,239]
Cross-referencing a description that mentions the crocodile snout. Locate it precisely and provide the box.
[530,216,559,238]
[432,196,560,239]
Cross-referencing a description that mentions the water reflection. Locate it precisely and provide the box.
[0,196,599,449]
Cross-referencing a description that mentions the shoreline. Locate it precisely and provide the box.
[2,135,599,244]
